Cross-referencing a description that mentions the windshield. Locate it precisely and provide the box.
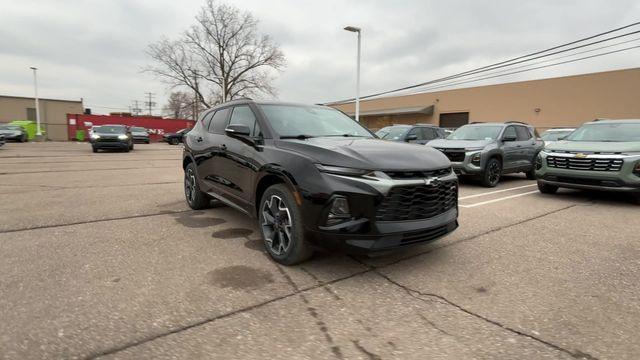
[131,127,146,132]
[541,130,573,141]
[375,126,409,140]
[566,123,640,142]
[95,126,126,134]
[447,125,503,140]
[0,125,21,130]
[260,105,372,138]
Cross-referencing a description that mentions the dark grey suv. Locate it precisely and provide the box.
[375,124,447,144]
[428,122,544,187]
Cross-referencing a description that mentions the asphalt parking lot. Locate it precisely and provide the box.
[1,142,639,360]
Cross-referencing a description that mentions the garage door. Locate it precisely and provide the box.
[439,112,469,128]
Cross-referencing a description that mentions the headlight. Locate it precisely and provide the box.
[634,161,640,176]
[118,134,129,140]
[91,134,100,139]
[470,152,481,165]
[315,164,371,177]
[465,147,484,152]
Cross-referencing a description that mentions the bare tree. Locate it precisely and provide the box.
[162,91,200,119]
[145,0,286,107]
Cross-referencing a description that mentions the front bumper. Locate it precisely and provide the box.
[536,151,640,193]
[92,141,129,149]
[132,136,150,143]
[298,170,459,253]
[434,149,484,175]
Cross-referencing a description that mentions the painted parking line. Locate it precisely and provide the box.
[459,190,539,208]
[459,184,537,200]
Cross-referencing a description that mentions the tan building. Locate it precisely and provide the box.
[331,67,640,132]
[0,95,84,141]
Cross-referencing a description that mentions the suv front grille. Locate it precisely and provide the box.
[384,167,451,180]
[441,150,465,162]
[546,156,623,171]
[375,181,457,222]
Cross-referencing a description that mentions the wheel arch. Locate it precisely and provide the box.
[254,167,299,217]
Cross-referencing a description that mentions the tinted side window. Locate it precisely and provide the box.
[201,111,215,131]
[503,126,517,139]
[515,126,532,140]
[229,105,258,136]
[209,108,231,134]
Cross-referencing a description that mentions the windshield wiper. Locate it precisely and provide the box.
[280,134,315,140]
[323,134,368,137]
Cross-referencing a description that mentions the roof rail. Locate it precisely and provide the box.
[415,123,437,126]
[504,121,529,125]
[468,121,485,124]
[592,118,609,122]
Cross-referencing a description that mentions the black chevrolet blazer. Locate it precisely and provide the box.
[182,99,458,265]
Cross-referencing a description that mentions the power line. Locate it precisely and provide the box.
[326,20,640,104]
[144,92,156,115]
[394,37,640,96]
[399,44,640,95]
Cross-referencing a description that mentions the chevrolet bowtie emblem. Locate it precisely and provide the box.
[424,177,440,186]
[575,153,587,158]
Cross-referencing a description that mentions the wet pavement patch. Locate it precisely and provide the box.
[211,228,253,239]
[174,214,226,228]
[207,265,274,290]
[244,239,265,252]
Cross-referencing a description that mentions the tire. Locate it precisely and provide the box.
[20,134,27,142]
[537,181,558,194]
[184,163,211,210]
[124,146,130,153]
[130,142,134,150]
[481,157,502,187]
[92,147,98,153]
[525,167,536,180]
[170,138,179,145]
[145,140,150,144]
[259,184,312,265]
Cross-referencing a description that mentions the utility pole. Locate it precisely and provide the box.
[132,100,142,116]
[29,67,42,139]
[343,26,362,122]
[144,92,156,116]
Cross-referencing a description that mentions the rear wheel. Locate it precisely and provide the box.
[184,163,211,210]
[170,138,179,145]
[481,158,502,187]
[20,134,27,142]
[92,147,98,153]
[537,181,558,194]
[259,184,312,265]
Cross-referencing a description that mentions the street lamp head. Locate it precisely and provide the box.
[30,66,38,70]
[343,26,361,33]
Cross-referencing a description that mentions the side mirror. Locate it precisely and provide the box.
[225,124,251,137]
[405,134,418,142]
[502,135,517,142]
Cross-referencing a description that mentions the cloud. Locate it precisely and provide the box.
[1,0,639,113]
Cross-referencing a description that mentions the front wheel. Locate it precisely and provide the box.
[184,163,210,210]
[170,138,179,145]
[92,147,98,153]
[537,181,558,194]
[259,184,312,265]
[525,167,536,180]
[481,158,502,187]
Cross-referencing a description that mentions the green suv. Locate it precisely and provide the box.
[535,119,640,203]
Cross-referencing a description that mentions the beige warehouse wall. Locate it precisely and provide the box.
[332,68,640,132]
[0,96,83,140]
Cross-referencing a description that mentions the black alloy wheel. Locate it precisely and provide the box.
[259,184,312,265]
[482,158,502,187]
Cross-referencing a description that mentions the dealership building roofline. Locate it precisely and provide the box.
[0,94,83,103]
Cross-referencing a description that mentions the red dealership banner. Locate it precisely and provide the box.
[67,114,195,142]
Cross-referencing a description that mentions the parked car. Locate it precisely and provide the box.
[375,124,447,144]
[130,126,150,144]
[0,124,28,142]
[428,121,545,187]
[163,128,191,145]
[0,134,5,147]
[90,124,134,153]
[182,100,459,264]
[541,128,575,146]
[536,119,640,203]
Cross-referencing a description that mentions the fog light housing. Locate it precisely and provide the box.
[470,152,481,165]
[326,196,351,226]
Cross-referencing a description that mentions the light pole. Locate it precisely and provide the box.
[344,26,361,122]
[29,67,42,138]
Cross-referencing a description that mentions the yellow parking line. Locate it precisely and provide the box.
[459,190,539,208]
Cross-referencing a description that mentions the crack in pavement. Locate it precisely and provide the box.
[351,340,382,360]
[0,210,194,234]
[74,202,589,358]
[373,270,599,360]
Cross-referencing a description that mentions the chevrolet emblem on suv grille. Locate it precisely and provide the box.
[575,153,588,158]
[424,178,440,186]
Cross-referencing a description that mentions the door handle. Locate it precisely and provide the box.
[196,136,203,142]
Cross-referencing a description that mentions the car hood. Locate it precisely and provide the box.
[546,140,640,154]
[275,137,451,170]
[0,129,21,134]
[132,132,148,136]
[427,139,494,149]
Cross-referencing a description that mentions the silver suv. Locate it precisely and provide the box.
[428,122,545,187]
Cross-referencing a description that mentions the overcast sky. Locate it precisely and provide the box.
[1,0,639,114]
